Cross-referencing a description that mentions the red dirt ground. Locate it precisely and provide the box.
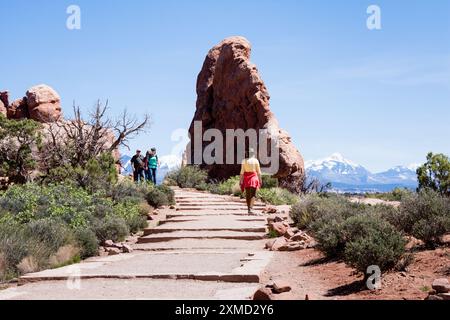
[262,245,450,300]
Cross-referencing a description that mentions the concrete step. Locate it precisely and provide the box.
[144,227,267,236]
[137,230,266,243]
[132,239,266,251]
[18,251,273,285]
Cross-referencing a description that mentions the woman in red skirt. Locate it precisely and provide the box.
[240,148,263,215]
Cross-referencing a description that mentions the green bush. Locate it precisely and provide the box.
[343,215,406,273]
[290,194,362,231]
[166,166,207,189]
[26,219,72,253]
[145,188,170,208]
[208,176,241,196]
[394,189,450,246]
[113,201,147,233]
[262,175,278,189]
[366,188,413,202]
[156,185,175,205]
[92,215,129,243]
[74,228,99,259]
[257,188,298,205]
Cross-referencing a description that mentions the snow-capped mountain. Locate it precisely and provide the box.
[306,153,419,193]
[119,154,181,184]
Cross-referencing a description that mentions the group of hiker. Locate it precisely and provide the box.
[128,146,263,215]
[130,148,160,185]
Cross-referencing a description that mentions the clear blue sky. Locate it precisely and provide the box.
[1,0,449,172]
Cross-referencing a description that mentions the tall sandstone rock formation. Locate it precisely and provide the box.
[188,36,305,187]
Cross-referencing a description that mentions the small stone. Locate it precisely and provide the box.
[437,293,450,300]
[272,280,291,294]
[271,237,288,251]
[273,216,283,223]
[253,288,272,300]
[279,241,306,252]
[291,232,311,242]
[265,206,278,214]
[122,244,133,253]
[106,247,121,256]
[153,209,160,215]
[265,239,276,250]
[284,228,296,239]
[432,278,450,293]
[147,214,153,221]
[270,222,288,236]
[169,205,176,210]
[425,294,443,301]
[306,240,318,248]
[103,240,114,247]
[400,272,407,277]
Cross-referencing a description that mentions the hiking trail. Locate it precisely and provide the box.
[0,187,273,300]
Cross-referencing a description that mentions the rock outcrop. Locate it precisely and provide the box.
[187,36,304,186]
[0,84,62,122]
[26,85,62,122]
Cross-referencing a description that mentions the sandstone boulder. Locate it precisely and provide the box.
[26,84,62,122]
[187,36,304,188]
[0,100,5,117]
[0,91,8,116]
[8,98,29,119]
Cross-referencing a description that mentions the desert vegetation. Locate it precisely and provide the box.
[0,105,175,282]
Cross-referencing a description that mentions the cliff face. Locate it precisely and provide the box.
[188,36,305,185]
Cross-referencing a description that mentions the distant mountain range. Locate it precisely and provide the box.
[305,153,419,193]
[120,152,419,193]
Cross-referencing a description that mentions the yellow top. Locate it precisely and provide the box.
[240,157,262,175]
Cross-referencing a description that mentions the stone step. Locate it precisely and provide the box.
[18,251,273,285]
[132,239,266,251]
[177,203,265,207]
[176,207,264,211]
[143,227,267,236]
[137,230,266,243]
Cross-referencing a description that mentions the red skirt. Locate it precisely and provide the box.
[241,172,261,192]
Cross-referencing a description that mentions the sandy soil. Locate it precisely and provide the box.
[262,246,450,300]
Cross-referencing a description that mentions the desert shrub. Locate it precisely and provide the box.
[166,166,207,189]
[74,228,99,259]
[92,215,129,243]
[113,201,147,233]
[138,201,152,216]
[290,194,362,231]
[0,223,29,279]
[0,184,41,223]
[209,176,241,196]
[366,188,413,202]
[156,185,175,205]
[262,175,278,189]
[145,188,170,208]
[111,180,147,204]
[257,188,298,205]
[342,215,406,274]
[25,219,72,253]
[195,181,210,191]
[394,189,450,246]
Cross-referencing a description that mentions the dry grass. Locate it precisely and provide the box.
[17,256,39,274]
[49,245,80,267]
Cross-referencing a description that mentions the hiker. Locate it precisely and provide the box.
[131,149,145,183]
[144,150,152,182]
[147,147,160,185]
[240,148,263,215]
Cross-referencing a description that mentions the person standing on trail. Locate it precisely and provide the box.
[144,150,152,182]
[131,150,145,183]
[148,147,160,185]
[240,148,263,215]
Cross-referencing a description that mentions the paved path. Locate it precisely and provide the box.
[0,188,272,300]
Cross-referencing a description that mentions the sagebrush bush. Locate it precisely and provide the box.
[166,166,207,188]
[208,176,241,196]
[26,219,72,253]
[290,194,362,231]
[74,228,99,259]
[395,189,450,246]
[257,188,298,205]
[343,215,406,273]
[146,188,170,208]
[113,200,148,233]
[156,185,175,205]
[92,215,129,243]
